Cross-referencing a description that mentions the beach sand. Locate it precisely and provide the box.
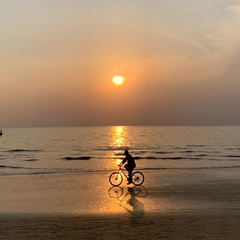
[0,169,239,239]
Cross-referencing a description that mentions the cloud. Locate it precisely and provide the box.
[199,2,240,79]
[228,1,240,12]
[228,5,240,11]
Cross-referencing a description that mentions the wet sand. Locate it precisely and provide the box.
[0,169,239,239]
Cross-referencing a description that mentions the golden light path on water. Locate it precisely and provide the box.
[112,126,126,147]
[110,126,130,166]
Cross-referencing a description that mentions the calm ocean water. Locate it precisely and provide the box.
[0,126,240,175]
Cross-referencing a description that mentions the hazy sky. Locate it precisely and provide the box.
[1,0,240,127]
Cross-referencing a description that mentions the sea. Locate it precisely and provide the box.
[0,126,240,175]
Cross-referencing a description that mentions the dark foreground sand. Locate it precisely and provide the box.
[0,169,239,239]
[1,211,239,240]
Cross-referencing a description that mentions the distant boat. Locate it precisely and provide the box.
[0,130,2,136]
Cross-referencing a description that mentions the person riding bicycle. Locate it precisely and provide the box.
[119,150,136,184]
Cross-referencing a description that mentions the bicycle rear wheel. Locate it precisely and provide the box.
[109,172,123,186]
[132,171,144,186]
[133,186,148,197]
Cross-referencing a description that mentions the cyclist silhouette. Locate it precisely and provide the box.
[119,150,136,184]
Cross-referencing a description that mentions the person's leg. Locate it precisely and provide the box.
[124,164,130,178]
[128,167,134,183]
[124,164,129,172]
[128,171,132,182]
[124,164,132,183]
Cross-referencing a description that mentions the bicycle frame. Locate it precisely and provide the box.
[117,166,129,179]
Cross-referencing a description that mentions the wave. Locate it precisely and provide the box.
[159,157,201,160]
[160,157,184,160]
[24,159,38,162]
[0,163,240,176]
[140,166,240,171]
[187,145,207,147]
[155,151,174,154]
[0,165,26,169]
[134,156,159,160]
[1,165,240,176]
[135,156,203,160]
[62,156,91,160]
[113,152,124,156]
[179,150,195,153]
[5,149,43,153]
[93,146,126,151]
[111,155,206,160]
[224,155,240,158]
[156,150,196,154]
[94,146,150,152]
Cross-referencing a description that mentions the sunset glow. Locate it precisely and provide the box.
[1,1,240,127]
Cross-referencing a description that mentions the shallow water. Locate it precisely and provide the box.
[0,126,240,175]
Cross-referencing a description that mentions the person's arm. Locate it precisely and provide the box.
[119,157,127,166]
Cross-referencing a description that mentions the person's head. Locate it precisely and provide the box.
[124,149,129,155]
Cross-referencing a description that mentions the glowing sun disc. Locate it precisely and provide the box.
[112,76,125,86]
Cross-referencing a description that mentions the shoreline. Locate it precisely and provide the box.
[1,165,240,177]
[0,168,239,239]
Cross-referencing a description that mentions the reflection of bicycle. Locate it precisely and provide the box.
[108,186,148,220]
[109,166,145,186]
[108,186,148,199]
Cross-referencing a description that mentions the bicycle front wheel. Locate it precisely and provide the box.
[109,172,123,186]
[108,186,123,198]
[132,171,144,186]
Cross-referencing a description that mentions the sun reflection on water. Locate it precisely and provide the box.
[111,126,129,148]
[110,126,130,166]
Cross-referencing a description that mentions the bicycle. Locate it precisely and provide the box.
[109,165,145,186]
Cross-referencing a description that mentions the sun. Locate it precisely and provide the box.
[112,76,125,86]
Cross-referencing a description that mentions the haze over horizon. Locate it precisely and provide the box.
[1,0,240,127]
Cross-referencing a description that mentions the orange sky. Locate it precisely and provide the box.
[1,0,240,127]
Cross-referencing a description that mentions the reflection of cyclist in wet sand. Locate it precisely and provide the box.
[120,187,144,221]
[108,186,148,221]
